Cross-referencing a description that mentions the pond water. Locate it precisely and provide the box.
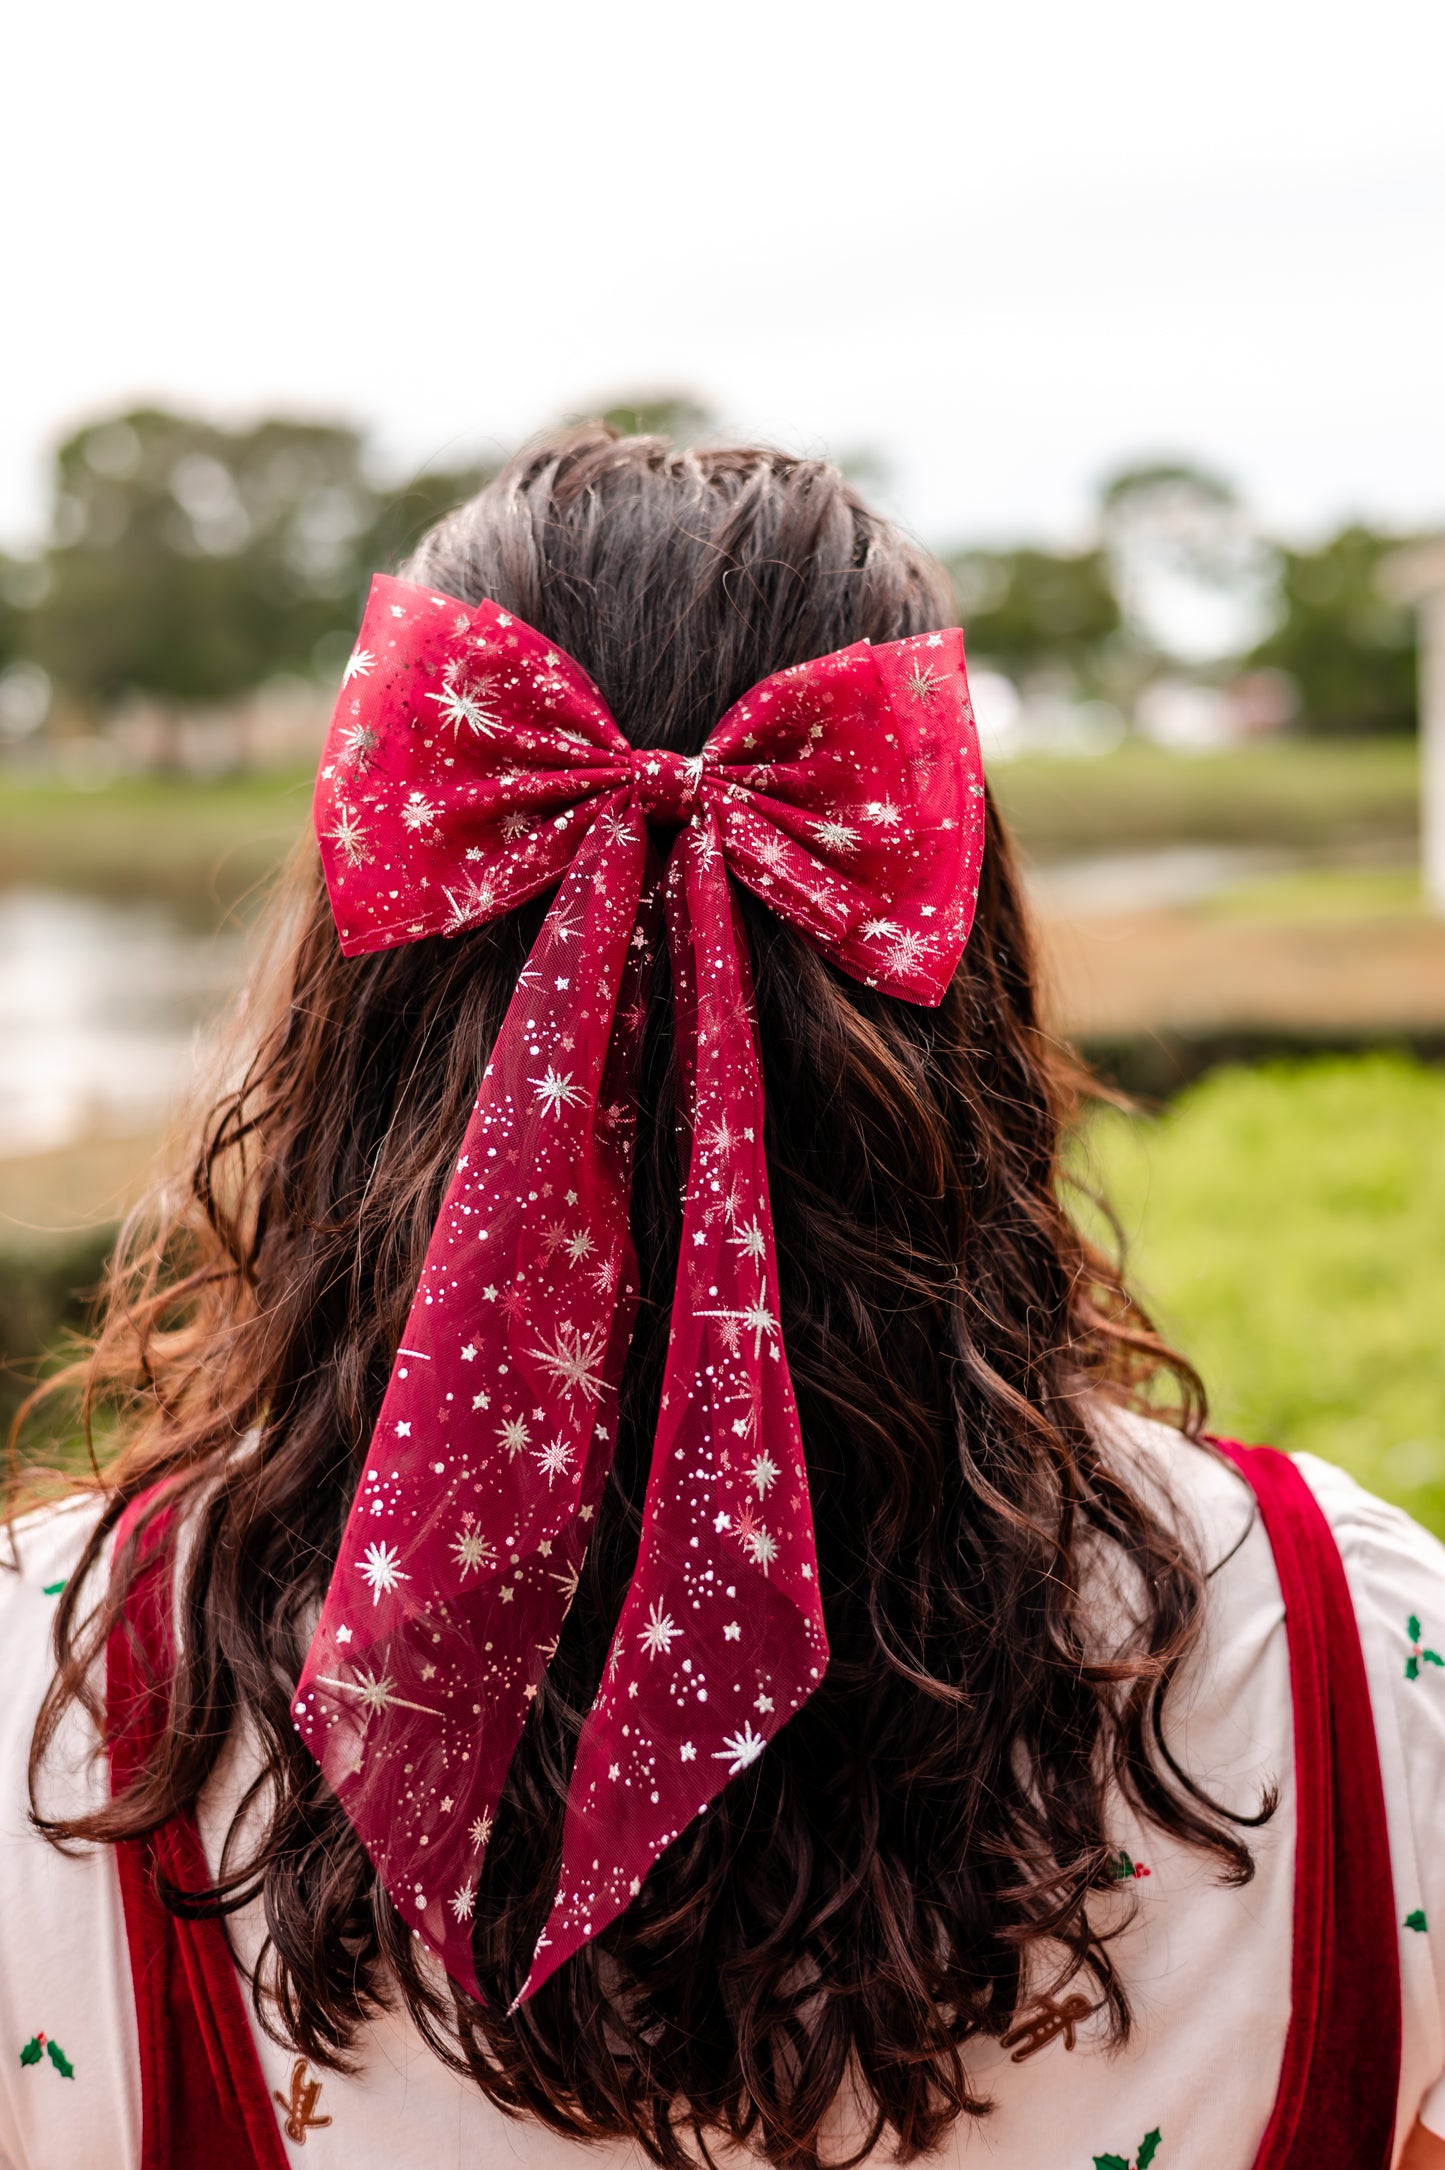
[0,847,1299,1158]
[0,891,243,1155]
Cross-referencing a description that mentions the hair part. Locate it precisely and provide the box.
[23,425,1249,2169]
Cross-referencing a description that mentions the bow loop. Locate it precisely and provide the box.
[295,576,984,2005]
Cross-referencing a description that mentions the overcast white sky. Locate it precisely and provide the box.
[5,0,1443,554]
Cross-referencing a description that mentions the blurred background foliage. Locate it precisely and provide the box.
[1081,1054,1445,1534]
[0,399,1422,743]
[1,406,492,720]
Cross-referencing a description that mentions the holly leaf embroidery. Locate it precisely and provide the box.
[19,2037,43,2067]
[46,2040,74,2079]
[1409,1614,1422,1644]
[1138,2132,1162,2168]
[41,1580,67,1597]
[1093,2157,1130,2170]
[1406,1908,1429,1932]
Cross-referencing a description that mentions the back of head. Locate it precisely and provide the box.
[33,426,1236,2169]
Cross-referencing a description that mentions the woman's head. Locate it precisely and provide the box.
[31,426,1241,2169]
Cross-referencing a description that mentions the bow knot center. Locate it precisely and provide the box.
[634,748,704,826]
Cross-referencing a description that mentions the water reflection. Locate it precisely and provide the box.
[0,891,243,1154]
[0,846,1311,1159]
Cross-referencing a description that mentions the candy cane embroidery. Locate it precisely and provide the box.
[19,2032,74,2078]
[1404,1615,1443,1681]
[1093,2130,1161,2170]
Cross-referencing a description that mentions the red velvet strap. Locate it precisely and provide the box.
[106,1495,289,2170]
[1214,1441,1402,2169]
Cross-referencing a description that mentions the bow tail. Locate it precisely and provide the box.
[517,814,829,2003]
[294,798,653,1998]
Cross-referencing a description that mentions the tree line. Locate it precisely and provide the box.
[0,405,1421,738]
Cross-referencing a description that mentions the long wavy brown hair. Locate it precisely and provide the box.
[23,427,1250,2168]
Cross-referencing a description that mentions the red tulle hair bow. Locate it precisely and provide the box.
[293,575,985,2002]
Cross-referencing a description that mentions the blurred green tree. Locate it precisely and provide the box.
[594,392,716,441]
[944,545,1121,680]
[1248,525,1418,736]
[27,409,491,707]
[1099,460,1279,665]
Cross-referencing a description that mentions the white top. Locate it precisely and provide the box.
[3,1421,1445,2170]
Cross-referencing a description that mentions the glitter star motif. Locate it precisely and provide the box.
[451,1521,495,1577]
[884,928,930,976]
[860,916,901,941]
[498,1415,531,1457]
[356,1541,409,1605]
[527,1321,608,1404]
[469,1810,493,1850]
[696,1283,779,1360]
[449,1882,477,1923]
[339,721,379,769]
[748,1451,780,1498]
[326,807,370,868]
[442,875,499,932]
[905,662,942,699]
[342,647,376,684]
[639,1599,681,1659]
[714,1723,768,1775]
[743,1525,778,1573]
[550,1555,584,1607]
[814,818,860,853]
[316,1665,438,1721]
[728,1216,767,1265]
[864,799,902,827]
[427,658,498,737]
[680,1742,696,1762]
[564,1229,596,1268]
[535,1434,577,1485]
[400,790,439,833]
[530,1066,586,1119]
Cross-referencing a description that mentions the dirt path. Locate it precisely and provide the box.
[1039,909,1445,1038]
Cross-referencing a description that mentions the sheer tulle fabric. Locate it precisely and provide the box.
[293,576,985,1999]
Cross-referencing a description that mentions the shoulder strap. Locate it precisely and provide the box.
[106,1491,290,2170]
[1212,1440,1401,2169]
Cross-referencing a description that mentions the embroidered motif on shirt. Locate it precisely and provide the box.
[1405,1614,1443,1680]
[1405,1908,1429,1932]
[1000,1991,1093,2060]
[18,2031,74,2078]
[1093,2129,1161,2170]
[1109,1849,1151,1881]
[274,2059,331,2143]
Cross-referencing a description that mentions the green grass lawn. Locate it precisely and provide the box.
[1080,1053,1445,1535]
[993,736,1419,861]
[0,768,315,917]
